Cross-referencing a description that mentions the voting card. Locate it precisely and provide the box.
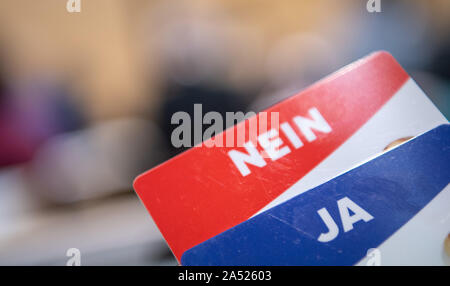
[134,51,448,261]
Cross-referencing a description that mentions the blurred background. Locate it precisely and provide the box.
[0,0,449,265]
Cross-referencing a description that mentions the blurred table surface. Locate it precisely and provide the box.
[0,166,177,266]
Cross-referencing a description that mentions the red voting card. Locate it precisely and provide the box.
[133,51,447,262]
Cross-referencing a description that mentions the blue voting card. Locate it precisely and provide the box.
[181,124,450,266]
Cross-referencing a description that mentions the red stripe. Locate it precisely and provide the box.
[134,51,409,261]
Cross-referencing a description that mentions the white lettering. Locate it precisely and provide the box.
[228,142,266,176]
[258,129,291,161]
[293,107,332,142]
